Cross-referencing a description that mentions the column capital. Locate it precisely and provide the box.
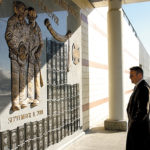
[108,0,122,10]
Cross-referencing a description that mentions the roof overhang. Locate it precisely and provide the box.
[89,0,150,7]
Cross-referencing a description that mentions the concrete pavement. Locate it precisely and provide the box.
[64,123,127,150]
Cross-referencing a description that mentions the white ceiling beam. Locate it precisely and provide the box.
[89,0,150,7]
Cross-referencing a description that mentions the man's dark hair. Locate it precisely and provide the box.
[13,1,26,9]
[27,7,37,18]
[130,66,143,76]
[28,7,34,12]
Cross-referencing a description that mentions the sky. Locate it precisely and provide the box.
[122,1,150,55]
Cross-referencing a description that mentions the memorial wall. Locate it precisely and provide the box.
[0,0,81,149]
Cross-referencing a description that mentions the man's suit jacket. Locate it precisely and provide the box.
[126,80,150,150]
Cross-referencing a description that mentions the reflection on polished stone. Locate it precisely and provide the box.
[0,69,11,95]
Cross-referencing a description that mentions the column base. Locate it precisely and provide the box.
[104,119,127,131]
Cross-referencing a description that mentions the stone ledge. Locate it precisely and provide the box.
[104,119,127,131]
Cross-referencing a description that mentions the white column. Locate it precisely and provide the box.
[104,0,127,131]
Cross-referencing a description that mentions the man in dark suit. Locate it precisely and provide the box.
[126,66,150,150]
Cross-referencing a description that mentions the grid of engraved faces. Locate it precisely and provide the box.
[0,120,49,150]
[47,40,80,145]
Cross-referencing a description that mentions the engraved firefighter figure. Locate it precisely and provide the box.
[5,1,29,111]
[27,7,43,107]
[5,1,43,111]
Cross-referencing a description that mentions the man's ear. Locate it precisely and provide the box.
[138,73,143,79]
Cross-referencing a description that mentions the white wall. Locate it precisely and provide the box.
[81,7,150,129]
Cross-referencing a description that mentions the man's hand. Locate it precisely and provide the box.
[35,46,42,60]
[35,51,40,60]
[18,44,27,61]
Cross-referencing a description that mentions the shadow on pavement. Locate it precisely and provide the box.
[86,126,127,134]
